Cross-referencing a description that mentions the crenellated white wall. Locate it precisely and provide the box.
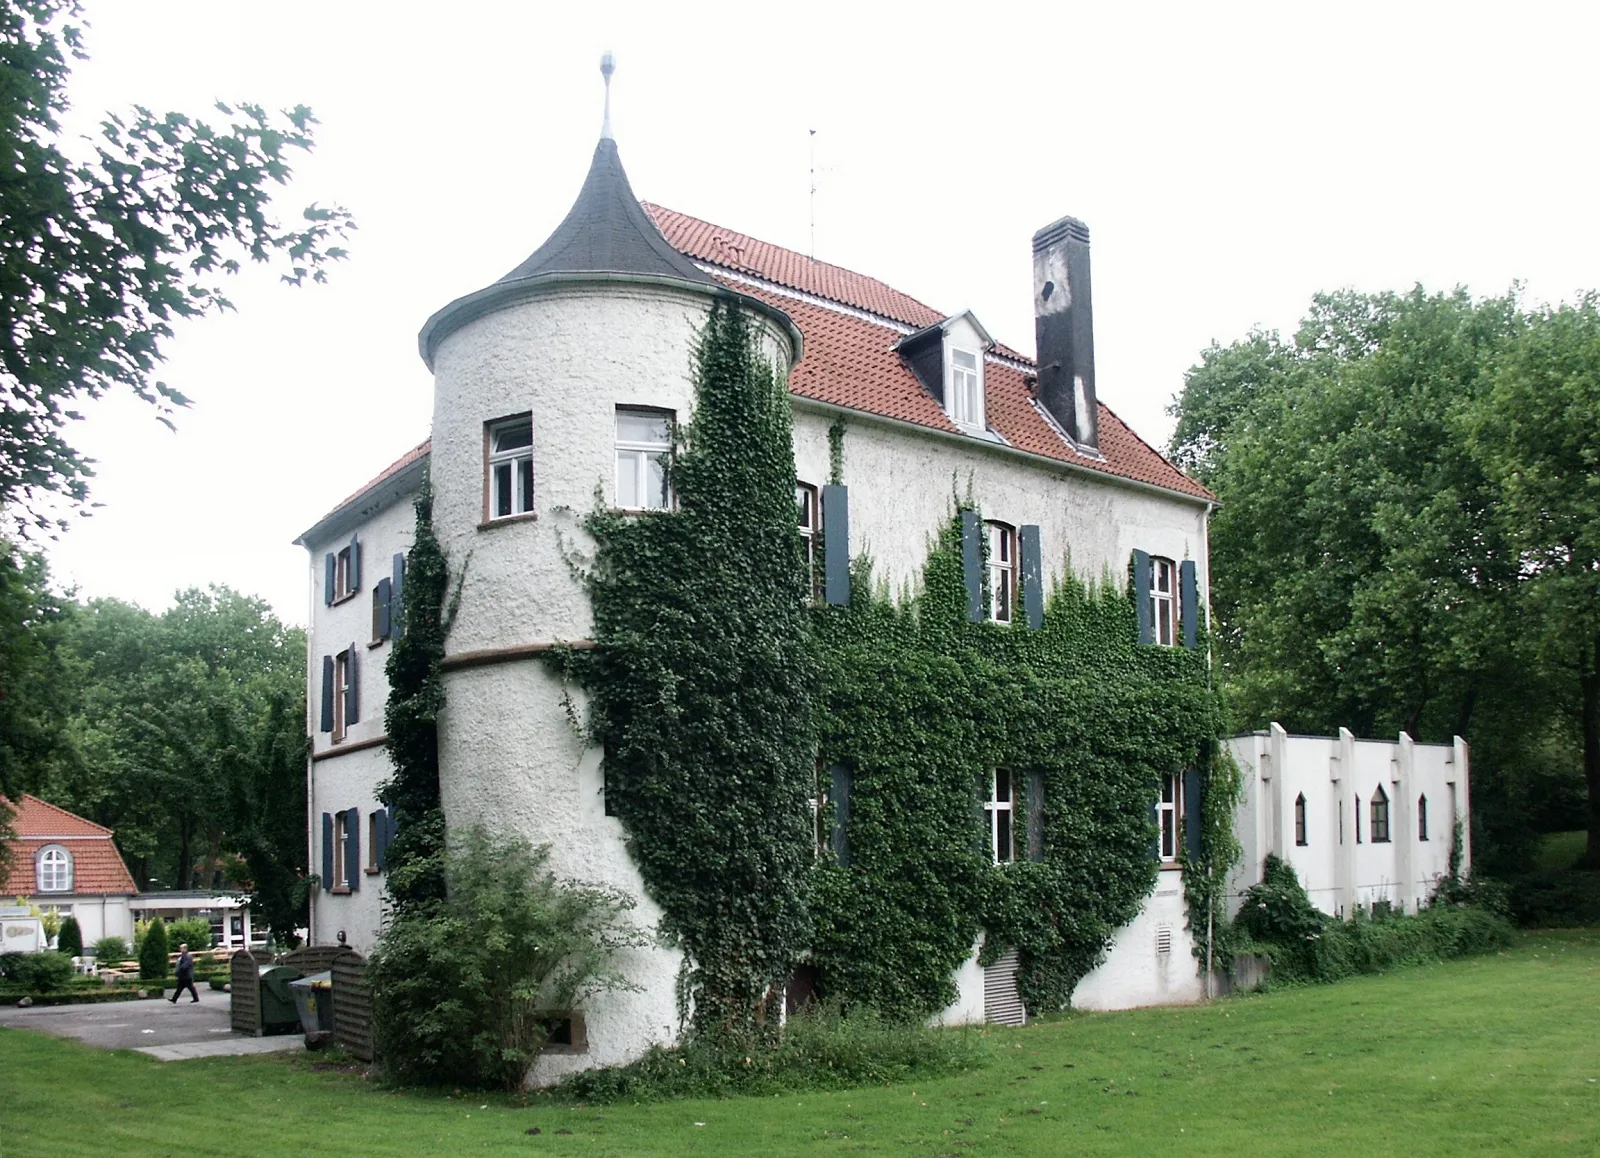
[1226,725,1469,919]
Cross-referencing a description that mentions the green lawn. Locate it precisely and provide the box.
[3,931,1599,1157]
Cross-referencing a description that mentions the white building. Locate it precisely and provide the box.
[1,794,137,948]
[1226,724,1470,917]
[297,78,1221,1073]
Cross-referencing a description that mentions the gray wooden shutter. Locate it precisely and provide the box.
[321,812,333,890]
[348,534,362,592]
[391,553,406,640]
[1180,560,1198,648]
[1027,770,1046,862]
[1148,795,1161,862]
[1184,768,1203,860]
[372,808,388,869]
[345,645,359,726]
[961,510,983,622]
[375,577,392,640]
[324,554,335,606]
[828,764,851,866]
[319,656,334,732]
[1019,525,1044,630]
[1133,550,1153,644]
[345,809,360,890]
[822,485,850,606]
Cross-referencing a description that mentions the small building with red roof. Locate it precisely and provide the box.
[2,795,137,949]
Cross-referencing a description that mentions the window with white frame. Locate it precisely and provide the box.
[367,812,382,871]
[797,482,820,601]
[1149,557,1178,646]
[1158,772,1182,862]
[1370,785,1390,843]
[615,408,673,511]
[948,348,983,430]
[986,521,1016,625]
[334,545,355,600]
[487,414,534,520]
[37,845,71,892]
[333,649,352,743]
[333,811,349,889]
[985,770,1015,864]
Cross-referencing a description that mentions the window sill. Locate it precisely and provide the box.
[1158,862,1184,872]
[478,511,539,531]
[366,638,385,650]
[608,506,676,517]
[364,867,381,876]
[330,886,351,896]
[331,591,359,607]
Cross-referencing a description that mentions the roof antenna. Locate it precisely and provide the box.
[600,51,616,141]
[808,128,817,261]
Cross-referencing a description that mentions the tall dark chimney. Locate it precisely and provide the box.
[1031,215,1098,448]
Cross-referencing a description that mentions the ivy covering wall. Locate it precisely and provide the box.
[556,299,1222,1029]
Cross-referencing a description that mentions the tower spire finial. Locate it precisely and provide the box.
[599,51,616,141]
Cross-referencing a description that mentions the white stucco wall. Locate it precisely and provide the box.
[26,894,133,945]
[304,486,418,953]
[1072,873,1205,1010]
[791,406,1208,602]
[1226,725,1469,919]
[936,938,988,1026]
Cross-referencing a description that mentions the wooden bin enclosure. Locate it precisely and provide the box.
[229,945,366,1039]
[331,951,373,1061]
[229,949,275,1036]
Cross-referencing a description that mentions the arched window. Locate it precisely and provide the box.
[1294,793,1308,846]
[986,521,1016,625]
[37,845,72,892]
[1417,794,1429,841]
[1370,785,1390,843]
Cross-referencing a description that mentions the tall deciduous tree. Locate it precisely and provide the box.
[1471,296,1600,866]
[0,0,351,532]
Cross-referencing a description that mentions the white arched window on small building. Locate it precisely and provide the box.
[37,845,72,892]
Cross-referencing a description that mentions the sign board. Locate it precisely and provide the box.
[2,917,42,953]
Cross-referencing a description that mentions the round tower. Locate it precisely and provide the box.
[414,59,800,1079]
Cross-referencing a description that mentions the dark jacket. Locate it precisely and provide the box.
[175,951,194,980]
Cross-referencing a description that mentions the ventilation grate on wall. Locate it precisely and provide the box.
[1155,926,1173,956]
[983,947,1027,1027]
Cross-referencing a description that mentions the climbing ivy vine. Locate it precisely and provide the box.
[553,300,818,1041]
[557,299,1222,1032]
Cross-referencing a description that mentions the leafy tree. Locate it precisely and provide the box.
[138,914,167,980]
[0,547,74,804]
[1170,287,1578,868]
[0,0,351,532]
[1470,296,1600,866]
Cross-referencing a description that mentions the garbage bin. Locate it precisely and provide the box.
[290,970,334,1035]
[258,964,302,1031]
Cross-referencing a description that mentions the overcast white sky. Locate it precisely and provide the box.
[37,1,1600,625]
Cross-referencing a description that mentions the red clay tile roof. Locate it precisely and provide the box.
[643,205,1211,501]
[340,204,1213,516]
[2,795,138,896]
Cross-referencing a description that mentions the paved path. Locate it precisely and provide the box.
[0,993,302,1060]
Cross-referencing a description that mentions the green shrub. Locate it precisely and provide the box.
[553,1002,984,1103]
[163,917,214,952]
[369,827,647,1091]
[1505,870,1600,927]
[138,917,169,980]
[55,916,82,957]
[1234,854,1324,977]
[1,951,74,992]
[92,936,130,964]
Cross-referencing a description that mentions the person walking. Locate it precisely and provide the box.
[169,943,199,1004]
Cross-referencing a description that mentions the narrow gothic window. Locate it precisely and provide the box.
[1418,793,1429,841]
[1371,785,1390,843]
[1294,793,1308,846]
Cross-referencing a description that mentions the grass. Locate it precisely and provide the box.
[1537,830,1588,871]
[2,930,1598,1157]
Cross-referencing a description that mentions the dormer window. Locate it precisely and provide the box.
[949,348,983,430]
[37,845,71,892]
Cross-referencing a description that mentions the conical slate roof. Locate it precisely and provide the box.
[499,138,719,288]
[418,133,800,369]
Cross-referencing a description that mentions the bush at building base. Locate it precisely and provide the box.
[0,951,74,992]
[92,936,130,964]
[369,827,646,1091]
[55,916,81,957]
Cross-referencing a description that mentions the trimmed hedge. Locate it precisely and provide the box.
[1505,870,1600,928]
[1,987,160,1006]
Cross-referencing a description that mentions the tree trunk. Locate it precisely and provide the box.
[1454,684,1479,741]
[1583,633,1600,869]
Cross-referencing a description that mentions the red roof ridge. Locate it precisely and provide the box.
[4,794,113,838]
